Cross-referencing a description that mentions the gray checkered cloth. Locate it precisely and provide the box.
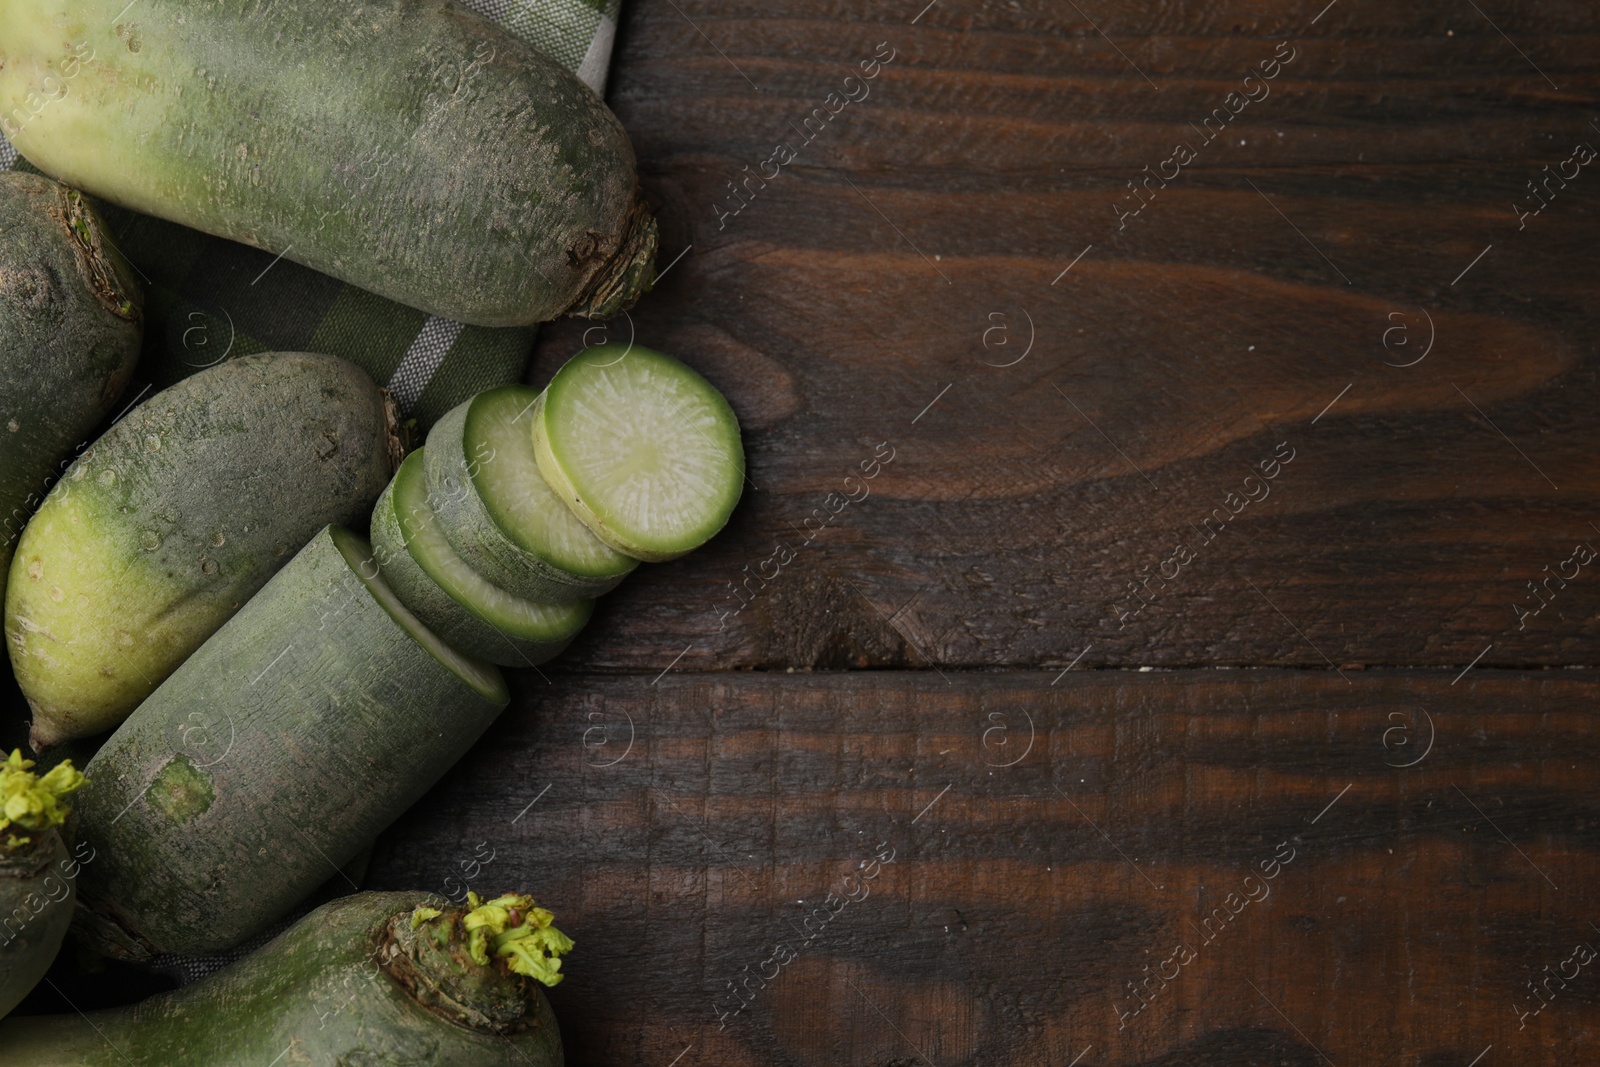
[0,0,624,431]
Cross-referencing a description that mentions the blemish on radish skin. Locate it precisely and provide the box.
[148,755,213,824]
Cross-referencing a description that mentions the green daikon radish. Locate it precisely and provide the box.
[533,345,745,562]
[0,171,141,606]
[71,526,508,959]
[425,387,637,603]
[7,352,399,749]
[372,449,593,667]
[0,0,656,325]
[0,891,569,1064]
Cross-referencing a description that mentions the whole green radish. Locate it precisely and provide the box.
[0,0,657,326]
[0,749,87,1019]
[0,172,141,603]
[0,891,570,1064]
[72,526,509,960]
[6,352,399,749]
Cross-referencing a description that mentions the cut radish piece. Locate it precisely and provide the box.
[372,449,593,668]
[425,387,637,603]
[68,525,509,958]
[533,345,744,562]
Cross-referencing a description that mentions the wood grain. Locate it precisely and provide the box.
[368,670,1600,1066]
[525,0,1600,673]
[16,6,1600,1067]
[472,6,1600,1063]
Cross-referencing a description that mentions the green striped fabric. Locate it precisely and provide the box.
[0,0,624,432]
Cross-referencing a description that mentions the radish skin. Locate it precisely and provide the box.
[71,527,508,959]
[0,892,565,1065]
[6,352,399,749]
[0,172,140,607]
[0,0,657,325]
[0,831,72,1019]
[371,449,593,667]
[0,750,86,1018]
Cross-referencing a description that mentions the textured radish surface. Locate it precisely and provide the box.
[0,892,562,1065]
[533,345,744,562]
[426,391,635,602]
[0,0,655,325]
[0,172,141,608]
[372,449,592,668]
[0,830,73,1018]
[5,352,395,748]
[71,526,507,959]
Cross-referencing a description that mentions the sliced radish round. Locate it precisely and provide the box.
[425,387,636,603]
[372,449,593,668]
[533,345,744,562]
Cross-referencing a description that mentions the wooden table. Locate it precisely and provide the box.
[368,2,1600,1063]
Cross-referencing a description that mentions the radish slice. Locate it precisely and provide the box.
[532,345,744,562]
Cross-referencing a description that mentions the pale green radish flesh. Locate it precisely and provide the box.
[468,386,638,580]
[426,391,635,602]
[70,526,508,959]
[371,449,592,668]
[533,344,745,562]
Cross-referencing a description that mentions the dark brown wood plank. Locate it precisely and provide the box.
[528,0,1600,672]
[367,670,1600,1066]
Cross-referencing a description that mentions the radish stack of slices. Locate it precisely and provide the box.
[373,343,746,668]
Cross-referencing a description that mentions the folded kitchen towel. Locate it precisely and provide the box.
[0,0,625,432]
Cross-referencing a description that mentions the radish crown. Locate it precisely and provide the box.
[0,749,84,851]
[385,893,566,1032]
[411,892,574,988]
